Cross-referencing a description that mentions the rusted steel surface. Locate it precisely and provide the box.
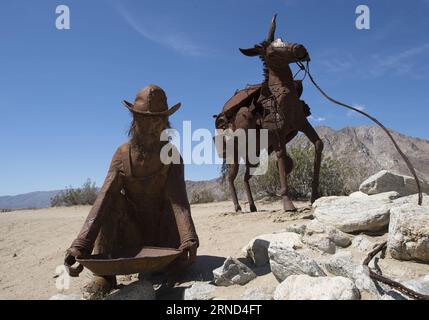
[77,247,182,276]
[64,85,199,279]
[214,14,323,213]
[364,242,429,300]
[221,84,262,116]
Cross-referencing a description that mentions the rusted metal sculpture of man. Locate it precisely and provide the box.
[215,15,323,212]
[64,85,199,298]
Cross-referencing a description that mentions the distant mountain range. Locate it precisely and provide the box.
[288,125,429,188]
[1,125,428,210]
[0,190,62,210]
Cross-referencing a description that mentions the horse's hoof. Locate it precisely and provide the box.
[311,194,320,204]
[249,204,257,212]
[283,198,297,212]
[235,206,242,213]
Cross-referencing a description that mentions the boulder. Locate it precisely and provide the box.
[284,221,351,254]
[323,251,382,298]
[374,256,429,281]
[359,170,429,196]
[306,220,352,248]
[392,193,429,206]
[349,191,370,198]
[268,243,326,282]
[351,235,378,252]
[213,257,256,286]
[388,203,429,262]
[302,233,336,254]
[323,251,356,278]
[283,224,307,236]
[274,275,360,300]
[313,192,399,233]
[241,287,273,300]
[325,251,429,299]
[184,282,216,300]
[243,232,303,266]
[381,275,429,300]
[402,275,429,296]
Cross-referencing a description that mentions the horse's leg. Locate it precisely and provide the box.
[276,143,297,212]
[243,164,257,212]
[228,163,242,212]
[301,119,324,203]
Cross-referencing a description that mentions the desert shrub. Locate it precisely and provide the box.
[1,209,12,213]
[251,158,280,198]
[250,146,353,200]
[288,147,353,198]
[218,144,356,201]
[51,179,98,207]
[190,189,215,204]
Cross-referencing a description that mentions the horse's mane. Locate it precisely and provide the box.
[258,41,271,84]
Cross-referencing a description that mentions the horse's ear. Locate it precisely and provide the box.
[239,47,262,57]
[266,14,277,43]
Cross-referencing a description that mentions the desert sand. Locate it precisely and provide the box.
[0,199,312,300]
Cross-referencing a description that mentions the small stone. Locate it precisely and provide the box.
[306,220,352,248]
[243,232,303,266]
[283,224,307,236]
[352,235,377,253]
[268,243,326,282]
[104,280,155,300]
[213,257,256,286]
[184,282,216,300]
[302,233,336,254]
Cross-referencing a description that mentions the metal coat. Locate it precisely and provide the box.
[69,142,199,261]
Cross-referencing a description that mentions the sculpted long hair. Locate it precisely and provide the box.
[127,114,172,159]
[127,115,171,138]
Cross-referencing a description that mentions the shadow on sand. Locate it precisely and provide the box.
[155,255,271,300]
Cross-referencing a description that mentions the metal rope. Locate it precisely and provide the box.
[301,61,423,206]
[363,241,429,300]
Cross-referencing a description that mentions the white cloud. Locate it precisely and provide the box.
[348,104,365,117]
[308,115,326,122]
[317,55,356,75]
[316,42,429,80]
[369,43,429,78]
[115,3,208,57]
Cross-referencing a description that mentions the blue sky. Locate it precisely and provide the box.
[1,0,429,195]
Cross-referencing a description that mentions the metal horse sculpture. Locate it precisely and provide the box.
[214,15,323,213]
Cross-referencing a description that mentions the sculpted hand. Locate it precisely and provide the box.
[179,239,198,265]
[64,246,85,277]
